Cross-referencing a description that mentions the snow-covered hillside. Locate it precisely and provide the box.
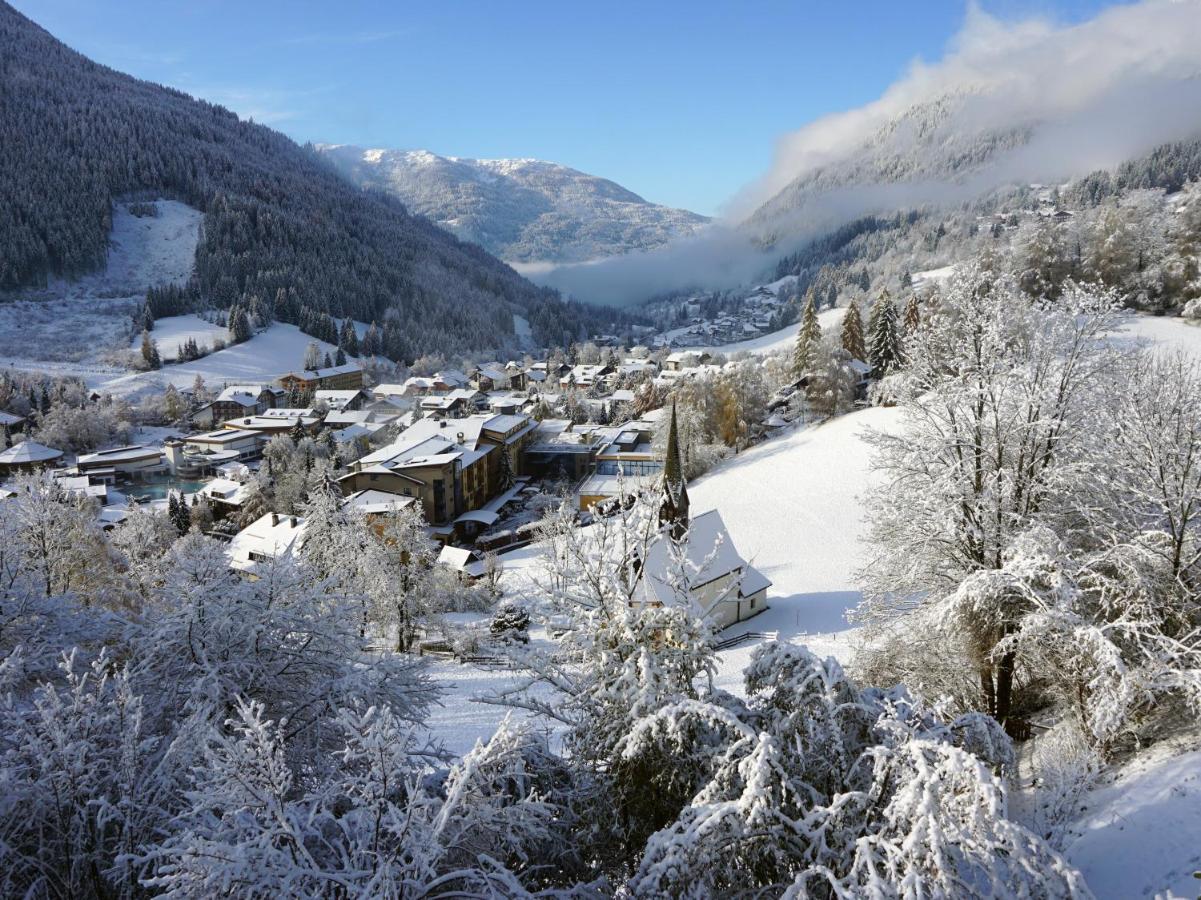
[0,200,200,367]
[128,314,228,362]
[317,144,709,264]
[101,320,352,398]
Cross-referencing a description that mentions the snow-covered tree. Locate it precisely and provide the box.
[792,291,822,377]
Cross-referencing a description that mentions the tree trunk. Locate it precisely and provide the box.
[995,650,1017,724]
[980,666,996,719]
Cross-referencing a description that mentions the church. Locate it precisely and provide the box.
[633,404,772,630]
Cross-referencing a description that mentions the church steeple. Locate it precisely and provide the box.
[660,401,690,539]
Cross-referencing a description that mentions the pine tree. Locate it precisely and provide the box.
[168,493,190,535]
[290,418,306,446]
[659,402,690,539]
[228,307,251,344]
[323,351,333,369]
[335,346,346,366]
[792,292,822,378]
[840,299,866,361]
[340,318,360,357]
[869,296,902,377]
[903,294,921,333]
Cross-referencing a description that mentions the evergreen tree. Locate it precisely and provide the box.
[228,306,252,344]
[168,492,191,535]
[290,418,306,446]
[869,296,902,377]
[140,329,161,370]
[335,345,346,366]
[792,291,822,378]
[323,351,333,369]
[340,318,359,357]
[840,299,866,361]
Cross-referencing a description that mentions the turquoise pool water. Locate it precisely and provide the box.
[126,476,207,501]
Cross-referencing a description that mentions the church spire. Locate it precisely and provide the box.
[660,401,690,538]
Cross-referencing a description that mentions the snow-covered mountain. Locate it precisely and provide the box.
[317,144,710,264]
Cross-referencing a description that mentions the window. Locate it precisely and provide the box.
[248,551,272,563]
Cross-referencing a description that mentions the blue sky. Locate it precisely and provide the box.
[14,0,1123,216]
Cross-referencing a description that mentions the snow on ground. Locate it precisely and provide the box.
[910,264,955,290]
[422,406,902,752]
[683,305,847,357]
[1117,313,1201,360]
[1061,738,1201,899]
[97,322,351,397]
[131,314,229,361]
[689,406,902,692]
[95,200,202,293]
[512,314,533,348]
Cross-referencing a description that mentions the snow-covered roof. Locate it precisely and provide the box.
[343,489,417,515]
[200,478,249,505]
[77,445,163,466]
[280,363,362,380]
[216,385,268,405]
[0,440,63,465]
[438,545,478,571]
[0,411,25,427]
[228,512,306,571]
[314,389,365,409]
[636,510,771,609]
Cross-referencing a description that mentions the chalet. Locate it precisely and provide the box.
[228,512,306,572]
[663,350,712,372]
[471,364,509,392]
[277,363,364,393]
[419,389,483,417]
[0,439,63,474]
[198,477,253,516]
[314,389,370,412]
[205,385,286,424]
[560,364,614,390]
[505,362,528,392]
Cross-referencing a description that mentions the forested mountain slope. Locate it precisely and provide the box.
[317,144,709,264]
[0,3,625,357]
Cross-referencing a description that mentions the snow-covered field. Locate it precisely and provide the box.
[131,314,229,362]
[98,321,352,398]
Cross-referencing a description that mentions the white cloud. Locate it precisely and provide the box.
[542,0,1201,305]
[734,0,1201,217]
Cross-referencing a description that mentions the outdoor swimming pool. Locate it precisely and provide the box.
[126,476,207,502]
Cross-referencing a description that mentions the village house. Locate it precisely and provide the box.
[228,512,305,572]
[277,362,364,393]
[663,350,711,372]
[505,361,528,392]
[314,389,370,412]
[340,413,536,530]
[198,477,253,518]
[0,410,27,435]
[470,364,509,392]
[576,419,663,511]
[200,385,286,426]
[560,363,614,391]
